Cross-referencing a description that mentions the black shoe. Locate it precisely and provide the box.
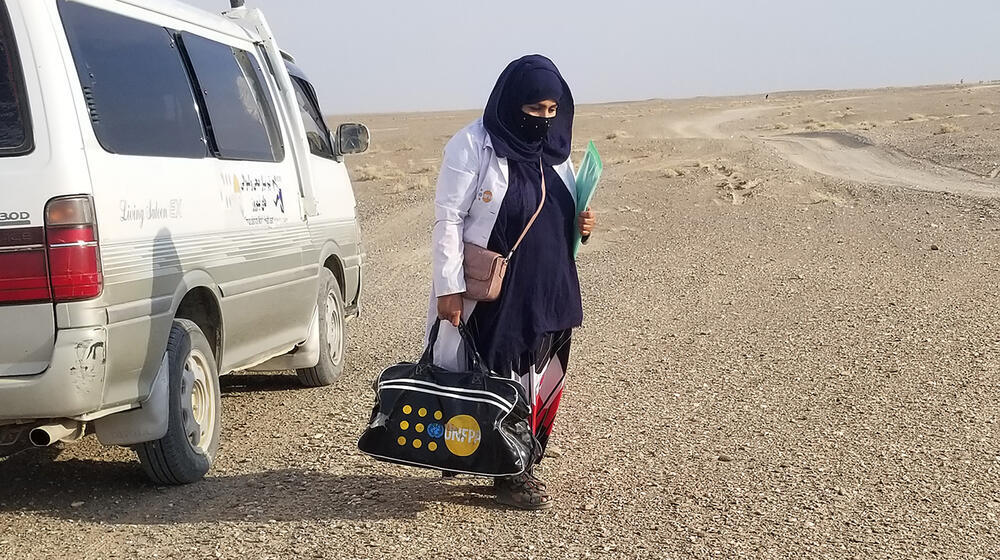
[495,472,552,511]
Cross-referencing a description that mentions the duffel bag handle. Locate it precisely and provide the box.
[421,318,491,376]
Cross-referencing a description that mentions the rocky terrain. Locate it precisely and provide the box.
[2,83,1000,559]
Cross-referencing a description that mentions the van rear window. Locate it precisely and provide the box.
[0,1,32,156]
[58,0,207,158]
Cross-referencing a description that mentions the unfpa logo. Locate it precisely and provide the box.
[443,415,481,457]
[396,405,482,457]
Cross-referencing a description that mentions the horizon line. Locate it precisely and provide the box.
[327,79,1000,119]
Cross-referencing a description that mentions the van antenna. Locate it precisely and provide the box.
[230,0,245,7]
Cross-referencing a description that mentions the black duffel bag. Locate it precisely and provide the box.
[358,319,535,477]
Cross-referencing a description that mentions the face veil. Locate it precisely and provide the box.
[483,55,575,165]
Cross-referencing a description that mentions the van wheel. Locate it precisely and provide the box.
[134,319,221,485]
[297,268,346,387]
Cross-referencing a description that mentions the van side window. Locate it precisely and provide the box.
[58,1,207,158]
[290,77,334,159]
[235,50,285,160]
[0,1,32,156]
[180,33,283,163]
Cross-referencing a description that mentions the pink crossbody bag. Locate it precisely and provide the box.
[462,160,547,302]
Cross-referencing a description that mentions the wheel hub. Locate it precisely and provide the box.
[325,293,343,362]
[181,349,215,454]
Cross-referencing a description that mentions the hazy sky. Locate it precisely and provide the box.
[184,0,1000,115]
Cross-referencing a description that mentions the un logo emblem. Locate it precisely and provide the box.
[427,423,444,438]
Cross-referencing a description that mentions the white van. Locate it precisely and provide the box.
[0,0,369,484]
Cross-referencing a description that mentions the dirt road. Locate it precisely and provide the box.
[666,96,998,198]
[764,131,998,197]
[2,84,1000,559]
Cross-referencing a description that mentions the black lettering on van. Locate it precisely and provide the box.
[0,211,31,224]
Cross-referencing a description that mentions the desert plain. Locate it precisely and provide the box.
[2,82,1000,559]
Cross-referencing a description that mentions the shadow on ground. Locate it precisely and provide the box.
[0,451,495,524]
[0,373,494,525]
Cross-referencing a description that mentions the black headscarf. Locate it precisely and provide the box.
[468,55,583,371]
[483,55,574,165]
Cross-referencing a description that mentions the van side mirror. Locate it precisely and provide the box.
[335,123,370,156]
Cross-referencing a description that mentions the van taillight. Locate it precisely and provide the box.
[45,197,102,302]
[0,229,50,303]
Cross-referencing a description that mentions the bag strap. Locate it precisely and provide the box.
[420,318,491,376]
[506,159,547,260]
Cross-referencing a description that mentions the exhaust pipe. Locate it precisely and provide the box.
[29,421,84,447]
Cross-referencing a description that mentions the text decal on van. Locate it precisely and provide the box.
[221,173,288,226]
[119,200,183,229]
[0,211,31,226]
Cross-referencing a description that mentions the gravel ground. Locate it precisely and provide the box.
[2,84,1000,559]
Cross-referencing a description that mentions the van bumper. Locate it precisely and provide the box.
[0,327,108,421]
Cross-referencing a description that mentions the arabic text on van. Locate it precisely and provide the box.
[222,173,288,226]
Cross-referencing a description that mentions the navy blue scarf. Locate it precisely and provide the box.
[470,56,583,371]
[482,55,574,165]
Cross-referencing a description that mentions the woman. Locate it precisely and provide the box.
[427,55,596,510]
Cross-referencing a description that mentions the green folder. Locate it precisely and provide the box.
[573,141,603,259]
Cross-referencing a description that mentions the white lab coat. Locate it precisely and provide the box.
[426,118,577,371]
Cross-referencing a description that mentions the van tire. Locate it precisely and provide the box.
[297,268,346,387]
[134,319,221,485]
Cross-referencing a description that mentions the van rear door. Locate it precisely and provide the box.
[0,0,56,376]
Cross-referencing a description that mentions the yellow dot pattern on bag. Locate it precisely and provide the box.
[444,415,482,457]
[400,404,464,454]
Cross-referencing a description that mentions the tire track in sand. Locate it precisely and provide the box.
[666,103,999,197]
[763,132,998,197]
[666,106,774,139]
